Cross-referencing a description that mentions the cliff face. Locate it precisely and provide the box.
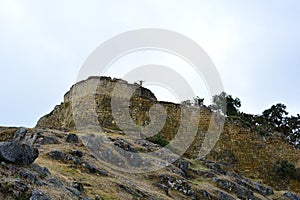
[36,76,300,194]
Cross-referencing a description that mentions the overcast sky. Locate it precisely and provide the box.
[0,0,299,127]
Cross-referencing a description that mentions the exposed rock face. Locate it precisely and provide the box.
[0,142,39,165]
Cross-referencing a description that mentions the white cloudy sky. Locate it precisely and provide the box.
[0,0,299,127]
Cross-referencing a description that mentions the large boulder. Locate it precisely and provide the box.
[0,142,39,165]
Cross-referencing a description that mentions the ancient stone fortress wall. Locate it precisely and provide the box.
[37,76,157,130]
[37,76,213,143]
[36,76,300,190]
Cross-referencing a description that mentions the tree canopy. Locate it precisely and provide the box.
[262,103,288,129]
[210,92,241,116]
[180,93,299,149]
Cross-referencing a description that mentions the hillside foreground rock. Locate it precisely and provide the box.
[0,141,39,165]
[0,76,299,199]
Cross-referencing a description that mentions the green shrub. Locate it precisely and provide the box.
[147,134,169,147]
[295,168,300,182]
[259,129,268,136]
[271,160,296,179]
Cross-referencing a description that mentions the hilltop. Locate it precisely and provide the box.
[0,76,299,200]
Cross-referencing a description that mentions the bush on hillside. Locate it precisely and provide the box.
[271,160,296,179]
[147,133,169,147]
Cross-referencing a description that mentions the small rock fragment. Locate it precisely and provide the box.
[19,169,38,184]
[72,181,84,194]
[66,133,79,143]
[46,177,63,188]
[30,189,51,200]
[70,150,83,157]
[47,150,66,161]
[14,179,29,192]
[13,127,27,142]
[284,191,300,200]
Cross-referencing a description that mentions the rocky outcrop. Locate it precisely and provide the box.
[0,126,299,199]
[0,142,39,165]
[0,127,39,166]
